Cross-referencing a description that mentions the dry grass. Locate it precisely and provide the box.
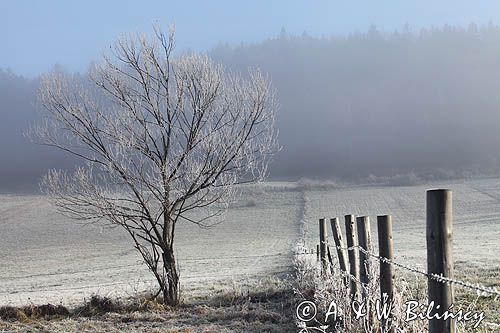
[0,277,296,332]
[0,303,70,322]
[293,250,499,332]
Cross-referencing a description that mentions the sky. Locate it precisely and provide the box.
[3,0,500,77]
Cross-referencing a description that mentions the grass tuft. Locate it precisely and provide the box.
[0,303,69,321]
[74,295,117,317]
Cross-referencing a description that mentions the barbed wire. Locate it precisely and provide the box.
[294,246,500,331]
[357,246,500,297]
[295,245,500,297]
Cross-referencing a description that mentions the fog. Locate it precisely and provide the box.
[3,24,500,191]
[212,25,500,181]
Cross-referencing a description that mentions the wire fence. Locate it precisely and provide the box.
[295,245,500,297]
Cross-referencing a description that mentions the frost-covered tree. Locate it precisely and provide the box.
[32,27,278,305]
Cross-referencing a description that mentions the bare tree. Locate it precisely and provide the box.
[32,27,278,306]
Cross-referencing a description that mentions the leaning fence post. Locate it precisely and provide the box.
[319,218,328,273]
[427,189,454,333]
[330,217,349,284]
[377,215,394,333]
[345,214,359,299]
[357,216,371,296]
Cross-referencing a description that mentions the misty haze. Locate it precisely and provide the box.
[1,1,499,332]
[4,25,500,191]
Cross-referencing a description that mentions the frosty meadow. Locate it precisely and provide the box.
[2,3,500,331]
[1,178,499,331]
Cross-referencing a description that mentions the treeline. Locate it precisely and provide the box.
[3,24,500,190]
[0,70,76,192]
[212,24,500,180]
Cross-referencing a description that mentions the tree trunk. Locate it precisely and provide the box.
[162,250,179,306]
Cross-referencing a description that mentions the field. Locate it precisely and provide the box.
[302,178,500,269]
[0,183,301,307]
[0,178,499,331]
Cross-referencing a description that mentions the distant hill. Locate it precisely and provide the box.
[3,24,500,191]
[211,24,500,180]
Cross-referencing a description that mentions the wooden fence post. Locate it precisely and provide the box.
[316,244,320,262]
[319,218,328,273]
[357,216,371,295]
[330,217,349,284]
[377,215,394,333]
[345,214,359,299]
[427,189,454,333]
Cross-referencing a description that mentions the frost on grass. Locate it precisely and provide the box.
[293,252,499,332]
[0,277,296,333]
